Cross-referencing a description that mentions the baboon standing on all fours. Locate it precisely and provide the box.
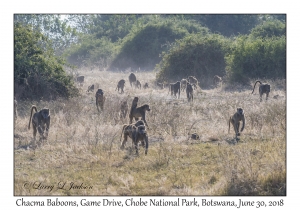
[116,79,126,93]
[228,108,245,139]
[28,105,51,141]
[95,89,106,112]
[169,81,181,99]
[129,97,139,121]
[251,80,271,102]
[120,100,129,118]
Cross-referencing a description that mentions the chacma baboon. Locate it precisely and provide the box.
[95,89,106,112]
[229,108,245,138]
[128,72,137,87]
[191,133,199,140]
[135,80,141,89]
[188,76,199,89]
[120,121,148,155]
[143,82,149,89]
[120,100,129,118]
[181,78,188,91]
[87,83,100,93]
[14,99,18,123]
[129,97,139,120]
[28,105,50,141]
[186,82,194,102]
[169,81,181,99]
[116,79,126,93]
[213,75,222,86]
[129,104,151,127]
[156,82,164,89]
[251,80,271,102]
[76,75,84,85]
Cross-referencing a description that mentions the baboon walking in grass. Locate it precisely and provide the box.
[251,80,271,102]
[229,108,245,139]
[28,105,50,141]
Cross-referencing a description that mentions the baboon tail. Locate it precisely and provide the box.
[251,80,262,94]
[28,105,37,129]
[145,136,149,155]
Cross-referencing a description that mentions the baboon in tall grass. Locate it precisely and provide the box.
[95,89,106,112]
[116,79,126,93]
[181,78,188,91]
[186,82,194,102]
[76,75,84,85]
[229,108,245,138]
[143,82,149,89]
[251,80,270,102]
[213,75,222,86]
[129,104,151,127]
[28,105,50,141]
[129,97,139,120]
[135,80,141,89]
[120,100,129,118]
[188,76,199,89]
[169,81,181,99]
[128,72,137,87]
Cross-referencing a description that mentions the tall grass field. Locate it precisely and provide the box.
[14,70,286,196]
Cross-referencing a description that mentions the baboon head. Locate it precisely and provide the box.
[41,109,50,119]
[237,108,244,116]
[143,104,151,112]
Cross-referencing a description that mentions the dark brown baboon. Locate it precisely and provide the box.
[130,104,151,127]
[76,75,84,85]
[186,82,194,102]
[156,82,164,89]
[128,72,137,87]
[120,100,129,118]
[169,81,181,99]
[188,76,199,89]
[95,89,106,112]
[135,80,142,89]
[181,78,188,91]
[28,105,50,141]
[129,97,139,121]
[213,75,222,86]
[116,79,126,93]
[229,108,245,138]
[143,82,149,89]
[251,80,271,102]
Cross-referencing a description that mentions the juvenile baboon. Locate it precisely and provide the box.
[95,89,106,112]
[116,79,126,93]
[186,82,194,102]
[135,80,142,89]
[169,81,181,99]
[156,82,164,89]
[14,99,18,123]
[76,75,84,85]
[87,83,99,93]
[28,105,50,141]
[143,82,149,89]
[213,75,222,86]
[251,80,271,102]
[229,108,245,138]
[130,104,151,127]
[120,100,129,118]
[188,76,199,89]
[181,78,188,91]
[129,97,139,120]
[128,72,137,87]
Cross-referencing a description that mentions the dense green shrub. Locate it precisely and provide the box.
[250,19,286,38]
[156,33,229,86]
[14,23,79,100]
[108,20,209,71]
[225,35,286,83]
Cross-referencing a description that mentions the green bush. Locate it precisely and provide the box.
[156,33,229,86]
[225,35,286,82]
[108,19,209,71]
[14,23,79,100]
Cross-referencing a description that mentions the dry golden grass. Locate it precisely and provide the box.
[14,70,286,196]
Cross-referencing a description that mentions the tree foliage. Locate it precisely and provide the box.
[156,34,229,86]
[14,23,79,100]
